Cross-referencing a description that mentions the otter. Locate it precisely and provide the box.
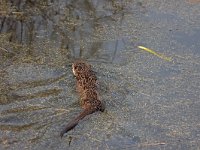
[60,60,105,137]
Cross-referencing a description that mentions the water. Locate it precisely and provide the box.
[0,0,200,149]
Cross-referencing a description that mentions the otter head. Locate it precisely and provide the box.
[72,61,91,76]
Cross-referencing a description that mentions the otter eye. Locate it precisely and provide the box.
[74,65,81,71]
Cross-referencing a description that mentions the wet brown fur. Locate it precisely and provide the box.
[60,60,105,137]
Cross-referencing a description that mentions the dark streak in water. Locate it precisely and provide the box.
[0,122,37,132]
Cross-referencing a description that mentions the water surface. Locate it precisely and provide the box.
[0,0,200,149]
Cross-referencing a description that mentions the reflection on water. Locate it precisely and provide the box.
[0,0,134,64]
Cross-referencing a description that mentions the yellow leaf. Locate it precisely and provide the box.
[138,46,172,62]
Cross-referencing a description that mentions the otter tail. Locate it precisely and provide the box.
[60,107,97,137]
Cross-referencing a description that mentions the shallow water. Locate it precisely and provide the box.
[0,0,200,150]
